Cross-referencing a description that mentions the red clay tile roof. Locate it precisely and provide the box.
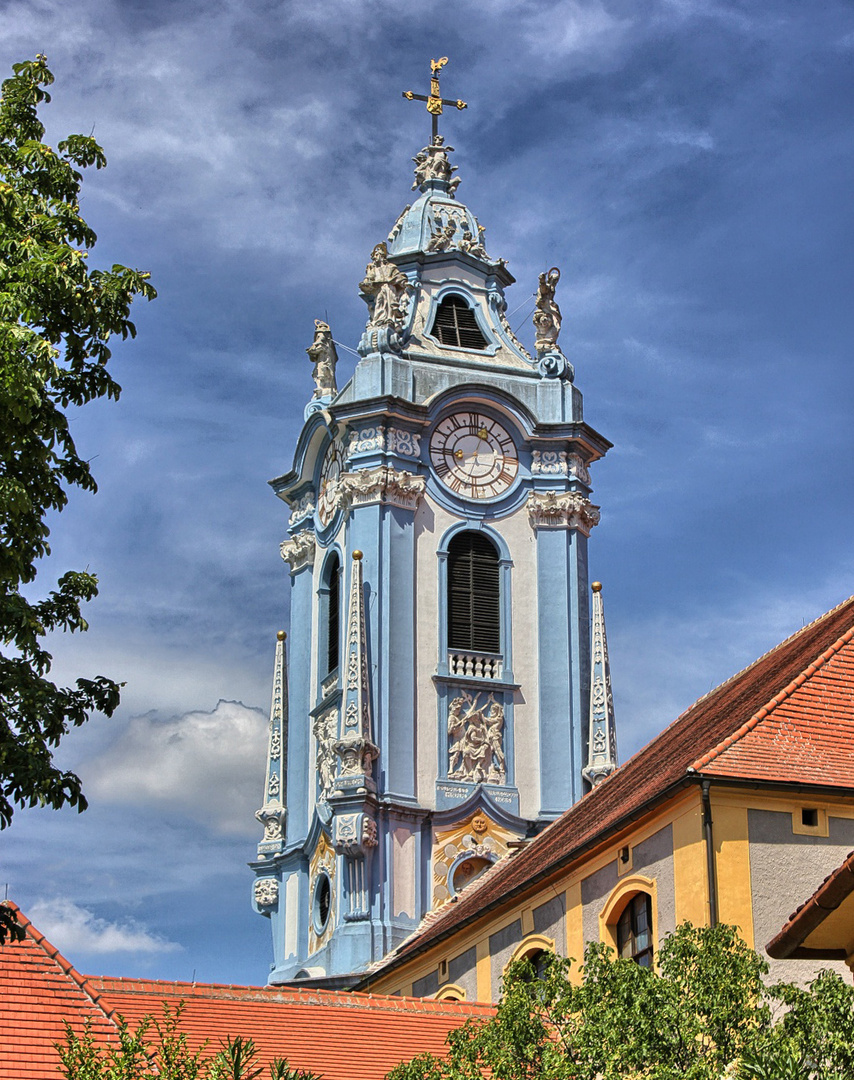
[766,849,854,960]
[87,975,493,1079]
[0,900,493,1080]
[0,902,117,1080]
[693,626,854,784]
[366,595,854,978]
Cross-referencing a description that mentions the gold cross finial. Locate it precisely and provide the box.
[403,56,467,143]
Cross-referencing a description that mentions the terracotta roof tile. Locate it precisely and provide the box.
[367,595,854,976]
[88,976,493,1079]
[0,903,117,1080]
[1,903,492,1080]
[693,627,854,783]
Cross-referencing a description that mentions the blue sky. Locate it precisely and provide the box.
[1,0,852,985]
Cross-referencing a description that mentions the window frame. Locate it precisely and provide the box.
[430,293,489,351]
[317,547,343,696]
[423,287,498,357]
[599,874,658,969]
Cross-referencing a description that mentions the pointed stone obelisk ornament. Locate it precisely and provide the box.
[333,551,379,795]
[255,630,288,856]
[583,582,618,788]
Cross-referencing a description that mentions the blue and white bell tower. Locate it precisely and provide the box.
[250,60,616,987]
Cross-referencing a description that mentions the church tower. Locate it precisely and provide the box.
[251,60,614,987]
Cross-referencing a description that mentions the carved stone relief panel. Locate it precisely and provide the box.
[447,692,507,785]
[313,709,338,804]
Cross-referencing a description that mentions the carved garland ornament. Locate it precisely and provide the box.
[254,878,279,907]
[280,531,316,571]
[327,465,426,514]
[527,491,600,535]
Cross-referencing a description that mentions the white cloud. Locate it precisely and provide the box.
[28,897,181,956]
[83,700,268,835]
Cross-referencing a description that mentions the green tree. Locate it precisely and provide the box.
[57,1003,323,1080]
[0,50,155,881]
[388,923,854,1080]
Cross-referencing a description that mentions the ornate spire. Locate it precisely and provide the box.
[255,630,288,854]
[583,582,618,788]
[333,552,379,795]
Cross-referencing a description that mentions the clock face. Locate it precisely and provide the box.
[429,411,519,500]
[317,440,344,526]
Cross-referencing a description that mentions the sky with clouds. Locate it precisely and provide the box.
[1,0,852,985]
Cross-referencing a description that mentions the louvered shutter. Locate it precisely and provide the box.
[431,295,489,351]
[447,532,500,653]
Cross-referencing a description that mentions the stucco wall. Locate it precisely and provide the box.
[489,918,522,1000]
[533,894,566,943]
[446,946,478,1000]
[749,808,854,984]
[581,861,617,945]
[633,824,676,943]
[412,969,439,997]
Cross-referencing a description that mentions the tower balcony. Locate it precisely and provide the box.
[448,651,503,680]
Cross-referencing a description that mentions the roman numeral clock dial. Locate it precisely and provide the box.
[429,411,519,500]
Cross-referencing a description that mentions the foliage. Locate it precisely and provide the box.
[0,55,155,828]
[0,900,25,945]
[387,922,854,1080]
[57,1004,324,1080]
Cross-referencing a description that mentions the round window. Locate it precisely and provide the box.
[312,872,332,933]
[451,854,493,895]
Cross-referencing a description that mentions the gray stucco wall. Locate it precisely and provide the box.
[412,969,439,997]
[749,809,854,985]
[533,894,566,943]
[579,825,675,950]
[489,918,522,1000]
[581,860,617,945]
[446,945,478,1000]
[634,824,676,943]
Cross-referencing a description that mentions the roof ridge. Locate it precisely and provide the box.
[691,623,854,772]
[2,901,119,1028]
[613,594,854,764]
[90,970,493,1015]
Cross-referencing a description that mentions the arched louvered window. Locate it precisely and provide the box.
[430,295,488,351]
[447,532,500,654]
[325,553,341,675]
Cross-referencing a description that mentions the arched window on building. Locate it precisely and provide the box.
[320,551,341,679]
[600,875,657,969]
[447,531,500,657]
[506,935,556,982]
[430,294,488,351]
[616,892,653,967]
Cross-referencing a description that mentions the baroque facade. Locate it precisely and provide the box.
[250,61,618,986]
[360,597,854,999]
